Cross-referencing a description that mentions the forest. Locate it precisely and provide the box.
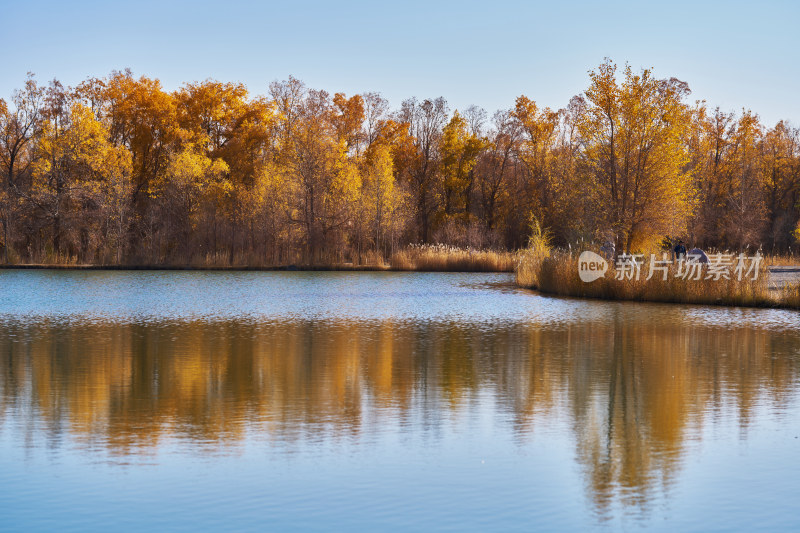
[1,60,799,266]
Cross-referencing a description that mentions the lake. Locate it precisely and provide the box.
[1,270,799,532]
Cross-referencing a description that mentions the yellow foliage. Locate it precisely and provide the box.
[580,60,695,252]
[157,147,231,220]
[439,110,487,220]
[32,103,131,197]
[3,67,800,266]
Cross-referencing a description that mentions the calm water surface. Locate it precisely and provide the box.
[1,270,799,532]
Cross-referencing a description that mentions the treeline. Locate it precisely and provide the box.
[1,60,799,265]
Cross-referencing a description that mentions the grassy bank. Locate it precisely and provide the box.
[516,247,800,310]
[0,245,517,273]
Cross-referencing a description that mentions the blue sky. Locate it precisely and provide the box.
[2,0,798,126]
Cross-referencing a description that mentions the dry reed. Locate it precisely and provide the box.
[516,247,800,310]
[390,244,516,272]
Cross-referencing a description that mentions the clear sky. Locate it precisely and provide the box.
[2,0,798,126]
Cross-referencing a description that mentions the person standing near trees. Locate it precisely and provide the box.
[600,240,615,262]
[673,240,687,261]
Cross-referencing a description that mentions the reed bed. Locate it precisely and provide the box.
[2,244,517,272]
[516,247,800,310]
[763,254,800,267]
[390,244,516,272]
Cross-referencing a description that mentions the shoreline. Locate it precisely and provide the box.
[523,283,800,311]
[0,263,510,273]
[3,263,795,273]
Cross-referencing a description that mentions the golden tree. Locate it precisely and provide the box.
[511,96,562,238]
[0,75,43,262]
[579,60,694,252]
[30,100,130,259]
[438,110,487,223]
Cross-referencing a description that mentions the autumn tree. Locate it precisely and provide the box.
[579,60,694,252]
[510,96,562,238]
[361,143,404,259]
[438,110,487,226]
[362,92,390,149]
[273,81,361,262]
[175,80,277,261]
[28,87,131,260]
[473,110,521,243]
[399,97,448,242]
[760,121,799,250]
[332,93,365,154]
[361,107,415,254]
[0,75,43,262]
[723,111,768,248]
[686,105,733,246]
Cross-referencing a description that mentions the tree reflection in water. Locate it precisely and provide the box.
[1,313,798,517]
